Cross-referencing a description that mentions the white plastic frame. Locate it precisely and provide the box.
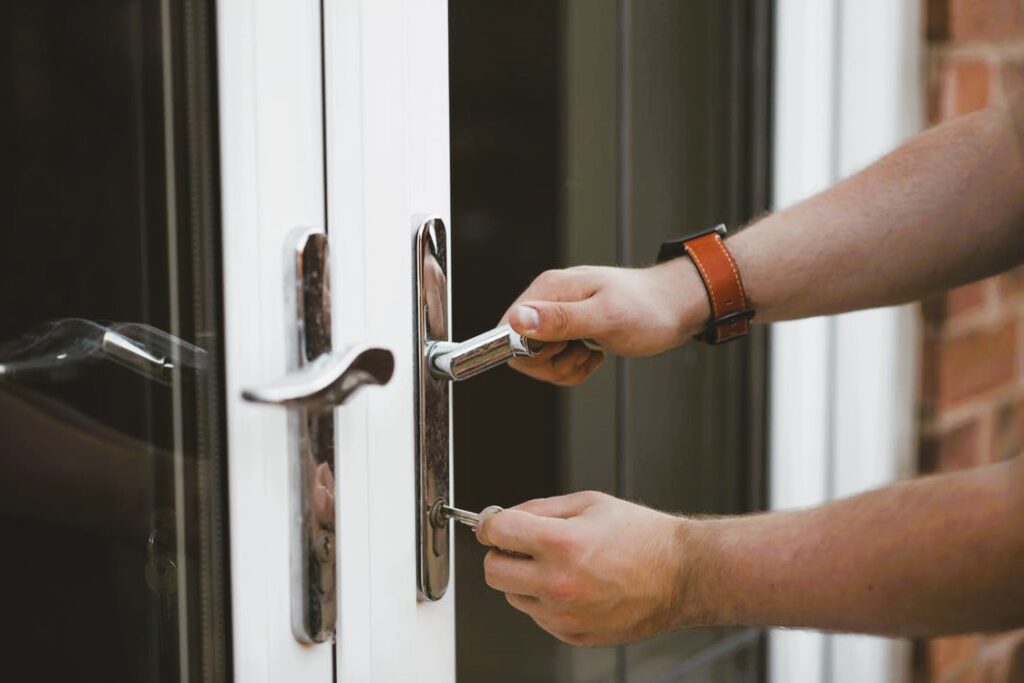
[217,0,333,680]
[770,1,923,682]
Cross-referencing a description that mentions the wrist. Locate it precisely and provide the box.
[651,257,712,345]
[665,516,727,629]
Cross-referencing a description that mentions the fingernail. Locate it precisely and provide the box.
[516,305,540,332]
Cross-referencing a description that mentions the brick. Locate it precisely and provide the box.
[927,321,1017,409]
[948,281,990,318]
[928,0,951,42]
[1002,59,1024,101]
[948,0,1024,43]
[922,282,989,325]
[940,59,993,119]
[921,419,984,472]
[996,267,1024,303]
[929,635,978,678]
[955,667,984,683]
[996,398,1024,461]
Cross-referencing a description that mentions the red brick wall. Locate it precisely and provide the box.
[919,1,1024,681]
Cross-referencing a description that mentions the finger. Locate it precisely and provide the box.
[526,611,588,646]
[582,351,606,375]
[509,343,597,384]
[509,300,606,342]
[483,550,544,596]
[512,491,603,519]
[505,592,541,616]
[476,509,563,556]
[551,350,606,386]
[547,344,595,380]
[528,340,568,362]
[512,268,600,306]
[508,340,568,372]
[506,359,565,383]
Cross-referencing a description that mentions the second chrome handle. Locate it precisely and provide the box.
[427,323,543,381]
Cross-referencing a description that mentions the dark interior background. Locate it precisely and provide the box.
[449,1,772,682]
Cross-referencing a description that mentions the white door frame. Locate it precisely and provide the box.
[325,1,455,681]
[219,1,454,680]
[770,1,923,682]
[217,0,333,679]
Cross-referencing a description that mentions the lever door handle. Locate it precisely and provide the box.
[243,344,394,408]
[240,228,393,644]
[427,323,542,381]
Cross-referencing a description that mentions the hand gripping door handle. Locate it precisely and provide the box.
[426,323,543,382]
[242,229,394,644]
[415,217,551,601]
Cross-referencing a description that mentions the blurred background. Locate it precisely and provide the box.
[448,1,1024,682]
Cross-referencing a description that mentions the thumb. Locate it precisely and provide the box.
[510,300,602,342]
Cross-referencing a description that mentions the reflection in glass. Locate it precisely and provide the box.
[1,0,228,681]
[0,318,207,384]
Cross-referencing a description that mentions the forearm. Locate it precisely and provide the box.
[685,459,1024,636]
[722,99,1024,323]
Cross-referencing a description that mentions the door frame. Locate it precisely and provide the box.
[324,1,455,681]
[770,1,923,682]
[217,0,332,679]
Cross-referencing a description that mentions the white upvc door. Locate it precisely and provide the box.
[324,1,456,681]
[221,0,454,679]
[218,0,335,680]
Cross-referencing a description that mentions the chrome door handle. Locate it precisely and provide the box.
[243,344,394,408]
[413,217,602,601]
[242,229,393,644]
[426,323,543,382]
[416,217,552,601]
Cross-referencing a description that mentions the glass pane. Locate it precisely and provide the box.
[1,1,229,681]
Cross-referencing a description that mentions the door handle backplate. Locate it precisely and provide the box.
[415,217,452,601]
[243,228,393,642]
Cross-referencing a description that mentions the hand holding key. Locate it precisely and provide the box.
[436,504,504,532]
[472,490,697,647]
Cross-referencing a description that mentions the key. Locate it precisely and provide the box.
[435,504,503,531]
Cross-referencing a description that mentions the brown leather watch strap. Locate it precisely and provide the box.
[657,225,754,345]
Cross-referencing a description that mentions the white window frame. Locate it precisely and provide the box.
[770,1,923,682]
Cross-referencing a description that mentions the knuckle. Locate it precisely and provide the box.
[535,269,565,289]
[595,296,624,327]
[547,305,571,335]
[557,534,584,562]
[552,361,577,382]
[545,572,580,603]
[566,265,595,276]
[557,374,584,387]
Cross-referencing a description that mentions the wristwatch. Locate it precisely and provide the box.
[657,224,754,345]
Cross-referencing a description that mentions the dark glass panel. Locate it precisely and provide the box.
[0,1,229,680]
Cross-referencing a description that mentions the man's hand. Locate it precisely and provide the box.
[475,491,701,646]
[500,260,709,385]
